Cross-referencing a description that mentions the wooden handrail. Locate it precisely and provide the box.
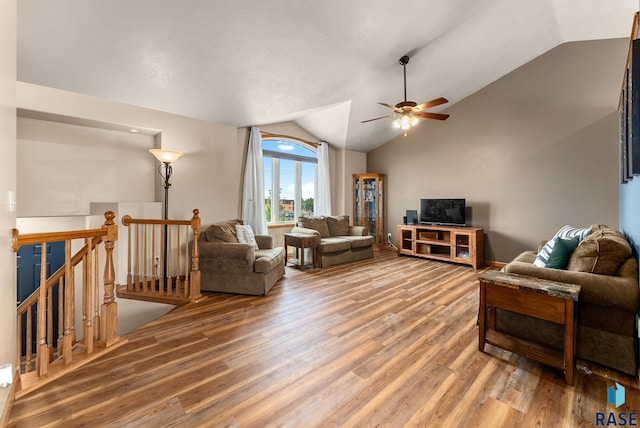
[122,217,195,226]
[12,228,107,252]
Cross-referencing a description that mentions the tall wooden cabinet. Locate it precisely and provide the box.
[353,173,385,248]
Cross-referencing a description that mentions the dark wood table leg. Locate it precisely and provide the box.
[285,244,289,267]
[564,299,575,385]
[478,281,486,352]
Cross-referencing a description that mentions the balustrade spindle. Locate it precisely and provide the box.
[62,239,73,365]
[84,237,94,354]
[100,211,118,346]
[37,242,48,376]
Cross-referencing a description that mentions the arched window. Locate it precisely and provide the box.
[262,137,317,223]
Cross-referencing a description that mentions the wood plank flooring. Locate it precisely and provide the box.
[8,250,640,427]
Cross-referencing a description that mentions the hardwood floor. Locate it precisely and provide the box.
[8,250,640,427]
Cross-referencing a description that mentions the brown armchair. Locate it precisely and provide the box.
[198,219,285,295]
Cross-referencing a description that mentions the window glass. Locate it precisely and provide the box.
[301,161,315,217]
[263,156,273,222]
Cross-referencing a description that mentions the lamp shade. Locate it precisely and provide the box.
[149,149,184,163]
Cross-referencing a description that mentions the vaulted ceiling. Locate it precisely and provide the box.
[17,0,636,152]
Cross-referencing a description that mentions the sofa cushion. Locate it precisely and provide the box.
[205,219,243,242]
[567,225,632,275]
[318,237,351,253]
[326,215,350,236]
[254,247,284,273]
[533,225,592,268]
[235,224,259,249]
[298,217,330,238]
[339,235,375,249]
[545,236,580,269]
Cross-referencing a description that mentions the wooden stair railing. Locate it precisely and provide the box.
[116,208,203,304]
[12,211,126,398]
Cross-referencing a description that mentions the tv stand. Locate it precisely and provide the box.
[397,224,484,270]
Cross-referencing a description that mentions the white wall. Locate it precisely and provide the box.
[0,0,17,418]
[17,117,156,217]
[17,83,241,226]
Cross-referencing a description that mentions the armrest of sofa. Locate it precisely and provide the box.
[349,225,366,236]
[504,259,640,312]
[255,234,273,249]
[199,241,255,274]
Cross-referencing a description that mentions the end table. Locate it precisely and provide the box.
[284,233,318,271]
[478,270,580,385]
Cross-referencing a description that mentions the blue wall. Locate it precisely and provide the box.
[620,177,640,259]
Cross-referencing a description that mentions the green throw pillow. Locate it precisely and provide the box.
[545,236,580,269]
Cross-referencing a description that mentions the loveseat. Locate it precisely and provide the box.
[198,219,285,295]
[290,215,375,268]
[501,224,639,375]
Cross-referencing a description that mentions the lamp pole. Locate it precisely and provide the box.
[149,149,183,292]
[160,161,172,290]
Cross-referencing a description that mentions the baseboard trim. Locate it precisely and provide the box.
[484,260,506,269]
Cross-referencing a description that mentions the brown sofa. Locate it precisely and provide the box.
[502,225,639,375]
[198,219,285,295]
[291,215,374,268]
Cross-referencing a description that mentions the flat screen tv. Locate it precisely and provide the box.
[420,198,466,226]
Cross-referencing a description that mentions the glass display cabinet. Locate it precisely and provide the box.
[353,173,385,248]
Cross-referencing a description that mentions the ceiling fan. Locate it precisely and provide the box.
[362,55,449,134]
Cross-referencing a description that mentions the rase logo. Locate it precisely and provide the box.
[596,383,637,426]
[610,383,626,408]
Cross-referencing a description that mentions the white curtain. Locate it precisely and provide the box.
[242,127,267,234]
[316,142,332,216]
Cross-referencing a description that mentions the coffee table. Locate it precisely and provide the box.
[478,270,581,385]
[284,233,318,271]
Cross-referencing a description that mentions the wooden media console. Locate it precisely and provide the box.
[397,224,484,269]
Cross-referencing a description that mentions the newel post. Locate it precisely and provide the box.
[189,208,202,301]
[100,211,119,346]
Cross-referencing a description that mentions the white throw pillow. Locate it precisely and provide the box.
[235,224,259,249]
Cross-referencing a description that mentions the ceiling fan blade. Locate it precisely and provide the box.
[414,97,449,112]
[415,112,450,121]
[379,102,403,113]
[361,115,393,123]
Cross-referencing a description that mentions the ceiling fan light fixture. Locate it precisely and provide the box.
[361,54,449,130]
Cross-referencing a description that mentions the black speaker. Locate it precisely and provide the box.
[403,216,407,225]
[406,210,418,225]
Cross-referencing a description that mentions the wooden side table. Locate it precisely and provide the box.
[478,270,581,385]
[284,233,318,271]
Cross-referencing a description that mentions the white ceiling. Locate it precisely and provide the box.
[17,0,637,152]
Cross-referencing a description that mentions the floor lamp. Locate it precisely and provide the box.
[149,149,184,290]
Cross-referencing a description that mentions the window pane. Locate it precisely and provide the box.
[263,156,272,222]
[262,139,316,159]
[301,161,315,216]
[280,158,295,221]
